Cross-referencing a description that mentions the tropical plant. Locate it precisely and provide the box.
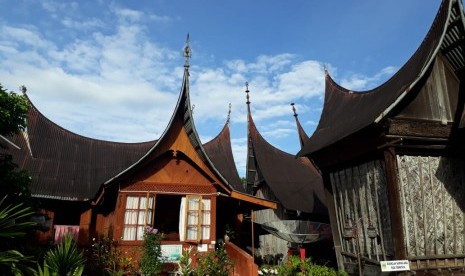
[260,256,347,276]
[139,226,164,276]
[0,196,37,276]
[194,242,233,276]
[88,235,136,276]
[0,250,36,276]
[176,246,194,276]
[0,196,35,239]
[42,233,85,276]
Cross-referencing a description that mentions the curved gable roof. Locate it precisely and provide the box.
[203,120,245,192]
[246,99,326,213]
[103,67,233,192]
[299,0,465,156]
[5,97,155,201]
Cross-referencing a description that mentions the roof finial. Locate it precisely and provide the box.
[291,103,297,117]
[183,33,191,68]
[245,81,250,105]
[191,104,195,114]
[19,85,27,95]
[227,103,232,123]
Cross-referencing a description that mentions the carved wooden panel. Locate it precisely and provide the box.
[330,160,393,262]
[397,155,465,257]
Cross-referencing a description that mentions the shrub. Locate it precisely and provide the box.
[175,246,193,276]
[139,226,164,276]
[88,236,136,276]
[194,242,232,276]
[259,256,347,276]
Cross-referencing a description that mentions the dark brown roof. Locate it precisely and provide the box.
[4,98,155,201]
[3,66,255,202]
[246,104,327,214]
[103,67,235,193]
[203,121,245,192]
[291,104,310,148]
[299,0,465,156]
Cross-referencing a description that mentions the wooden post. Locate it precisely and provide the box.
[384,147,407,259]
[325,173,345,271]
[251,209,255,259]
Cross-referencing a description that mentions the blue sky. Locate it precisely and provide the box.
[0,0,443,176]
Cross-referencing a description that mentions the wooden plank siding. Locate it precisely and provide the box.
[253,185,288,259]
[329,160,394,265]
[397,155,465,260]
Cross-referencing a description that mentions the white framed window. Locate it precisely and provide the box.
[122,194,155,241]
[179,196,211,242]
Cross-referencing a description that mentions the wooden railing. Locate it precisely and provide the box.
[225,242,258,276]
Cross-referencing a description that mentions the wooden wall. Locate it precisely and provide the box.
[330,159,393,263]
[254,185,288,260]
[397,155,465,259]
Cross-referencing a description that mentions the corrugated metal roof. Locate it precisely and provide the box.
[3,99,155,201]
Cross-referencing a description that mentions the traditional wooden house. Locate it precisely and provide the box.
[3,42,277,274]
[298,0,465,274]
[243,85,329,263]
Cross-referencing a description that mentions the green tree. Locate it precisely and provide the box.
[0,84,31,203]
[0,84,29,136]
[0,84,36,275]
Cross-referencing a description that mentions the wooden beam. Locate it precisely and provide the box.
[388,119,452,138]
[383,147,407,259]
[230,191,277,210]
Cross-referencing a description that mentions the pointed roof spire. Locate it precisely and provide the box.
[183,33,191,69]
[19,85,27,95]
[291,103,310,149]
[245,81,250,104]
[226,103,232,124]
[291,102,297,117]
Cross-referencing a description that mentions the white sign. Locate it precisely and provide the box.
[161,244,182,263]
[380,260,410,272]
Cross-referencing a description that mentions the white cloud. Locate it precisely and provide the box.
[61,17,103,30]
[231,137,248,176]
[262,128,294,139]
[114,8,144,22]
[1,26,54,50]
[340,66,397,91]
[41,0,78,14]
[0,1,400,176]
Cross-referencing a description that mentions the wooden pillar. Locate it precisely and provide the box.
[251,209,255,259]
[383,147,406,259]
[211,195,217,243]
[324,173,345,271]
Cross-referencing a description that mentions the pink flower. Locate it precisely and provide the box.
[152,228,158,234]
